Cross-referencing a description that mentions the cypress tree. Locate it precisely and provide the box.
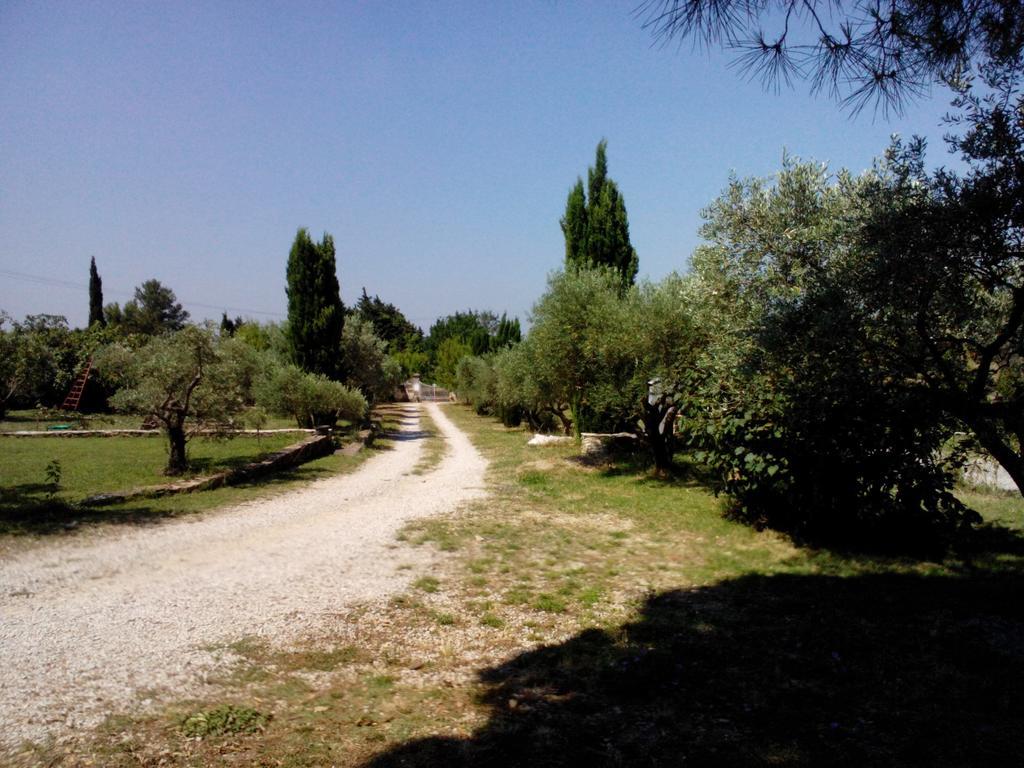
[561,180,588,264]
[560,140,639,286]
[88,256,105,327]
[286,228,345,380]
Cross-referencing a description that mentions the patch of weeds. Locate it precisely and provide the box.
[504,585,533,605]
[285,645,362,671]
[181,704,270,738]
[579,586,603,606]
[365,674,395,695]
[414,575,440,593]
[518,469,548,487]
[533,593,567,613]
[434,611,457,626]
[408,519,463,552]
[480,613,505,628]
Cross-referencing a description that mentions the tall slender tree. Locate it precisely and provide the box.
[286,228,345,380]
[560,140,639,286]
[88,257,105,327]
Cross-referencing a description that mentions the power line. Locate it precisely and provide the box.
[0,268,286,318]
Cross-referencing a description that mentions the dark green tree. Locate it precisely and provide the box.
[354,288,424,350]
[219,312,243,337]
[426,311,496,352]
[560,140,638,286]
[88,257,105,328]
[286,228,345,380]
[494,313,522,349]
[109,279,189,336]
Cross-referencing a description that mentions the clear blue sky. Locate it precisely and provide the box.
[1,1,957,331]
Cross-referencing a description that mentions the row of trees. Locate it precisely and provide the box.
[3,227,521,475]
[455,112,1023,545]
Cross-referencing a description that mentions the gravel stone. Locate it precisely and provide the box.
[0,403,486,750]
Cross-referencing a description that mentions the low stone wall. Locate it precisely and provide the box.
[82,433,336,506]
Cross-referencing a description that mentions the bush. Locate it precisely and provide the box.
[256,365,366,428]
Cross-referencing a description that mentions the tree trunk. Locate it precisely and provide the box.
[165,423,188,476]
[643,400,675,472]
[966,416,1024,498]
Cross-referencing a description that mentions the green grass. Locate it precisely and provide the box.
[1,432,300,499]
[0,408,304,433]
[0,425,386,539]
[21,404,1024,768]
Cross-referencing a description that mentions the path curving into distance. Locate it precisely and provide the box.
[0,402,487,751]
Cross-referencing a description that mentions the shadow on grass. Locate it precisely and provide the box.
[0,483,178,535]
[366,571,1024,767]
[0,461,341,536]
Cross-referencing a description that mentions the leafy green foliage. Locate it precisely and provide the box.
[255,364,366,428]
[525,266,631,436]
[340,315,404,404]
[0,313,112,414]
[96,328,249,474]
[106,279,189,336]
[181,705,269,738]
[561,140,638,286]
[286,228,345,380]
[44,458,62,498]
[433,337,472,390]
[686,156,981,544]
[88,257,105,328]
[354,288,424,351]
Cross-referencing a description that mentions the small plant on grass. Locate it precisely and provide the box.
[247,405,268,445]
[414,576,440,593]
[181,704,269,738]
[533,593,567,613]
[434,611,456,626]
[44,458,62,498]
[480,613,505,628]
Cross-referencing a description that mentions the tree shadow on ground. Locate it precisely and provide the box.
[0,483,178,535]
[366,571,1024,767]
[387,430,433,443]
[0,462,339,536]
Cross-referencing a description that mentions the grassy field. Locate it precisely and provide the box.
[0,408,302,433]
[14,405,1024,767]
[0,414,391,540]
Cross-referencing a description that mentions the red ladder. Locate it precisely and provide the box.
[61,356,93,411]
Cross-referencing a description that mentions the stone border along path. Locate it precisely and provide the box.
[0,402,488,753]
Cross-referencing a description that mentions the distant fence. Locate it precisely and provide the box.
[417,383,451,402]
[398,376,451,403]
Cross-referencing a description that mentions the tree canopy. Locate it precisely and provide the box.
[88,257,105,328]
[106,279,189,337]
[561,141,639,286]
[286,228,345,380]
[354,288,424,351]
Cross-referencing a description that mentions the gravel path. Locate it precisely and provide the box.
[0,402,486,751]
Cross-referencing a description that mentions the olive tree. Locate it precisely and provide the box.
[96,327,246,475]
[340,315,404,405]
[526,266,629,437]
[255,364,366,429]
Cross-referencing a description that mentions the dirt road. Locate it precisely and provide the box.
[0,403,486,750]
